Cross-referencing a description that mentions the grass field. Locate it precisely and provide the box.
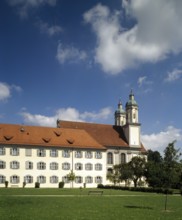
[0,188,181,220]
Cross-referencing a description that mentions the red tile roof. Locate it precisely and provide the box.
[59,120,147,153]
[0,124,105,150]
[58,120,129,148]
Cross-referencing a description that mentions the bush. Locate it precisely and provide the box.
[23,182,26,188]
[5,181,8,188]
[35,182,40,188]
[58,181,65,188]
[97,184,104,188]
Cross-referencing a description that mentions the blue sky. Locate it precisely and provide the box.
[0,0,182,153]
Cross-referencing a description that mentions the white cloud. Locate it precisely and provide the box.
[138,76,147,87]
[141,126,182,153]
[20,107,112,127]
[7,0,57,18]
[165,69,182,82]
[84,1,182,74]
[36,20,62,36]
[56,43,87,64]
[0,82,22,102]
[0,83,11,101]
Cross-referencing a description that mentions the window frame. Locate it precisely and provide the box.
[50,162,58,170]
[37,162,46,170]
[10,161,20,169]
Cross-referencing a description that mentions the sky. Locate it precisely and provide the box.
[0,0,182,154]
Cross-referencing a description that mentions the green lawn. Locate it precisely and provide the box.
[0,188,181,220]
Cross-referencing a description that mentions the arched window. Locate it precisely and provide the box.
[62,162,70,170]
[25,161,33,169]
[95,163,102,171]
[107,168,113,175]
[37,175,46,184]
[107,152,113,164]
[50,162,58,170]
[121,153,126,164]
[10,175,20,184]
[85,176,93,184]
[75,176,82,184]
[75,163,83,170]
[24,175,33,184]
[95,176,102,184]
[37,162,46,170]
[10,161,19,169]
[50,176,58,184]
[62,176,69,183]
[85,163,93,170]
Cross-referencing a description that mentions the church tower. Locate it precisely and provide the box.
[123,90,141,147]
[114,100,126,126]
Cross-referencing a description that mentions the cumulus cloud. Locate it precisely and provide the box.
[165,69,182,82]
[141,126,182,153]
[0,82,22,102]
[36,20,62,36]
[84,1,182,74]
[20,107,112,127]
[7,0,57,18]
[0,83,11,101]
[56,43,87,64]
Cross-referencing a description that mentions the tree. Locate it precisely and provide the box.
[145,150,164,188]
[128,156,146,187]
[163,141,181,189]
[119,163,133,186]
[107,165,121,185]
[67,170,75,188]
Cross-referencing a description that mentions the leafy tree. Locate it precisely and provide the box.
[145,150,164,187]
[163,141,181,189]
[119,163,133,186]
[67,170,75,188]
[107,165,121,185]
[128,156,146,187]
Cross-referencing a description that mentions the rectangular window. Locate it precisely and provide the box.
[10,148,19,156]
[62,150,70,158]
[0,147,5,156]
[50,149,58,157]
[75,150,82,158]
[25,161,33,170]
[0,161,6,169]
[95,151,102,159]
[25,149,32,156]
[37,149,46,157]
[85,151,93,159]
[0,175,6,184]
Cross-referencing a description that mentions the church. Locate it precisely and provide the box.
[0,91,146,188]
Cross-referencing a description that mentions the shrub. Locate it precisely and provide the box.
[97,183,104,188]
[58,181,64,188]
[23,182,26,188]
[35,182,40,188]
[5,181,8,188]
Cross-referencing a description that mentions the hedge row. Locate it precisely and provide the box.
[97,184,174,194]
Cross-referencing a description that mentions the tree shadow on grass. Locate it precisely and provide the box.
[124,205,154,210]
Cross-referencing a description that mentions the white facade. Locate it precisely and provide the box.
[0,145,106,188]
